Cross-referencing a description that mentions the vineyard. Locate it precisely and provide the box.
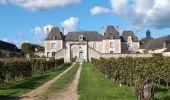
[0,58,64,83]
[91,55,170,100]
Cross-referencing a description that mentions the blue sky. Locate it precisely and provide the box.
[0,0,170,47]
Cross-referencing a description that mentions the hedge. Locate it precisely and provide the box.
[0,58,64,83]
[91,56,170,100]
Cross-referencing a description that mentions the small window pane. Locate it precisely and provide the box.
[51,43,56,49]
[110,42,114,48]
[47,52,50,57]
[93,43,97,49]
[52,52,55,57]
[110,51,114,53]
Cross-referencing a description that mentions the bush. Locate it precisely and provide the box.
[0,58,64,82]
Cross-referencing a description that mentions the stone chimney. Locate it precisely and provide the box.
[102,26,104,36]
[46,28,49,33]
[62,28,64,35]
[146,30,151,38]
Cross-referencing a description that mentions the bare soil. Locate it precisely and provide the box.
[20,63,76,100]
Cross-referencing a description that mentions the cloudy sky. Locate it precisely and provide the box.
[0,0,170,47]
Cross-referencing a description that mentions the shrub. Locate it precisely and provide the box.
[0,58,64,82]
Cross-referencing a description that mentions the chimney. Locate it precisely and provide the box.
[102,26,104,36]
[62,28,64,35]
[146,30,151,38]
[46,28,49,33]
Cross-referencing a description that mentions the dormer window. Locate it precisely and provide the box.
[53,36,57,40]
[79,35,83,41]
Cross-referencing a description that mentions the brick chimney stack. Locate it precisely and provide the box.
[62,28,64,35]
[46,28,49,33]
[102,26,104,36]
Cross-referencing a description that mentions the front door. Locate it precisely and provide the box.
[79,52,84,62]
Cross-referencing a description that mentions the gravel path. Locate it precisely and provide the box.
[20,63,76,100]
[47,62,82,100]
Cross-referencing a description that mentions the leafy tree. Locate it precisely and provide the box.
[21,43,44,58]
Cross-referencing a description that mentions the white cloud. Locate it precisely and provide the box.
[0,0,6,4]
[110,0,128,14]
[7,0,81,11]
[2,37,8,42]
[90,6,110,16]
[111,0,170,28]
[33,25,53,45]
[61,17,79,34]
[91,0,170,28]
[43,25,53,34]
[34,26,42,36]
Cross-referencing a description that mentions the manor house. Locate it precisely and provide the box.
[45,25,140,62]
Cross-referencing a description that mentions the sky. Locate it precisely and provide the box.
[0,0,170,48]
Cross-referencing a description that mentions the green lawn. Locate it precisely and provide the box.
[46,63,79,94]
[0,63,71,99]
[155,84,170,100]
[78,62,136,100]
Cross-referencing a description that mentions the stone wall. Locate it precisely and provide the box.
[55,49,66,62]
[89,41,103,53]
[103,39,121,53]
[45,40,63,57]
[89,47,153,61]
[132,42,140,52]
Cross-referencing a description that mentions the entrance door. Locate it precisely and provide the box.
[79,52,84,62]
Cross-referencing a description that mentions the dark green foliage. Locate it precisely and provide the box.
[0,63,71,97]
[21,43,44,57]
[91,56,170,99]
[0,58,64,83]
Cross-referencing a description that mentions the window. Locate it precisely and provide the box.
[51,43,56,49]
[93,42,97,49]
[79,35,83,41]
[110,42,114,48]
[110,51,114,53]
[52,52,55,57]
[128,43,132,51]
[166,41,170,47]
[47,52,50,57]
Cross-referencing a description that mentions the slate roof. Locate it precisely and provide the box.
[0,40,20,52]
[121,42,131,53]
[140,35,170,50]
[45,27,64,40]
[65,31,102,41]
[103,25,120,39]
[140,38,154,49]
[121,31,139,42]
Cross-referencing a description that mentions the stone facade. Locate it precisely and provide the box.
[45,40,63,57]
[45,25,141,62]
[103,39,121,53]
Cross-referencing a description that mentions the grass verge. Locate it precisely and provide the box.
[78,62,136,100]
[46,63,79,94]
[0,63,71,99]
[155,84,170,100]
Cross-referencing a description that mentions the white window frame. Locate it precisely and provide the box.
[110,42,114,48]
[93,42,97,49]
[51,43,56,49]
